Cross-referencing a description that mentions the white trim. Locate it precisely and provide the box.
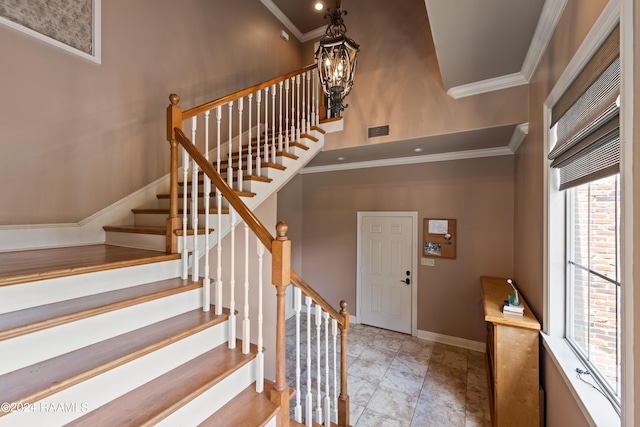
[301,146,513,174]
[416,329,485,353]
[541,334,621,427]
[447,72,527,99]
[356,211,418,336]
[619,0,634,424]
[507,123,530,153]
[259,0,304,42]
[521,0,568,81]
[0,0,101,64]
[302,26,326,43]
[545,0,621,107]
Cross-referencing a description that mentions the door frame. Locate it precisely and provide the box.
[356,211,418,335]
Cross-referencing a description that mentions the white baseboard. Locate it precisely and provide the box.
[416,329,486,353]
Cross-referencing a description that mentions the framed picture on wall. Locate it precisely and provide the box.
[423,218,456,259]
[0,0,101,63]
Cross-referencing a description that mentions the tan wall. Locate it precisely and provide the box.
[279,156,514,342]
[302,0,529,152]
[513,0,610,424]
[0,0,303,225]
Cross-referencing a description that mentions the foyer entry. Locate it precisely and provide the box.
[357,212,417,335]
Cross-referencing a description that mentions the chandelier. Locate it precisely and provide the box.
[315,0,359,117]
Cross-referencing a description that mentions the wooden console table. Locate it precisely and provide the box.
[481,276,540,427]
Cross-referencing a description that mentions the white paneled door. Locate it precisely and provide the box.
[358,212,416,334]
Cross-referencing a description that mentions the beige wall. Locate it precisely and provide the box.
[302,0,529,152]
[0,0,303,225]
[513,0,610,425]
[278,156,514,343]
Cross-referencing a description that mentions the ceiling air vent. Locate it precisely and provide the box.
[367,124,390,139]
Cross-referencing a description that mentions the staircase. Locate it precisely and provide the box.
[0,65,350,426]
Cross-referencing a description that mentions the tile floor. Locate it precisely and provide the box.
[286,319,491,427]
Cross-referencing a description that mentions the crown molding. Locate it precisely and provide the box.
[508,123,530,153]
[260,0,304,42]
[302,26,326,43]
[447,0,569,99]
[521,0,568,81]
[447,72,528,99]
[301,146,513,174]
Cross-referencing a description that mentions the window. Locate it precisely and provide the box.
[566,174,621,403]
[547,24,621,411]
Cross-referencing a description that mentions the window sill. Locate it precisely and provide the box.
[541,333,620,427]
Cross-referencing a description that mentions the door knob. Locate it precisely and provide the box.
[399,278,410,285]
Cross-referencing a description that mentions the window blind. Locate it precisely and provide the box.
[548,26,619,191]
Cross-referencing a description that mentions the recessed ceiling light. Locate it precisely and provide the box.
[337,156,345,161]
[314,1,325,11]
[414,148,423,153]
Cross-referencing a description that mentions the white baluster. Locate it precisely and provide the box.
[296,74,301,143]
[307,71,312,134]
[271,84,276,164]
[203,110,211,312]
[264,87,269,166]
[242,222,250,354]
[311,71,317,127]
[215,106,223,316]
[290,76,296,147]
[323,311,331,427]
[301,72,307,137]
[228,208,237,349]
[181,145,189,280]
[237,97,244,192]
[285,78,290,153]
[278,81,283,153]
[247,93,253,177]
[294,287,303,422]
[305,296,313,427]
[315,71,320,126]
[256,90,262,176]
[190,117,199,283]
[227,101,234,188]
[331,318,338,423]
[315,303,323,425]
[256,238,265,393]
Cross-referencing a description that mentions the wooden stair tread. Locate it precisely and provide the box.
[103,225,212,236]
[67,340,257,426]
[311,125,326,135]
[132,208,232,215]
[198,380,278,427]
[300,133,318,142]
[290,141,310,150]
[277,151,299,160]
[0,245,179,288]
[0,277,201,341]
[156,189,256,200]
[0,305,227,408]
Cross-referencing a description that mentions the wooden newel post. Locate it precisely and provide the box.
[166,94,183,254]
[271,221,291,427]
[338,300,350,427]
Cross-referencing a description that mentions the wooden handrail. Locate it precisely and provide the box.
[181,64,317,120]
[173,128,346,327]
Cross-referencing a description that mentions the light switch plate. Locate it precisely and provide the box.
[421,258,435,266]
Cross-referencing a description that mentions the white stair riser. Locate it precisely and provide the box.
[156,358,257,426]
[0,288,202,375]
[105,231,166,251]
[0,259,182,314]
[0,322,228,427]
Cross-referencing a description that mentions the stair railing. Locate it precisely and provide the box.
[172,126,350,427]
[165,65,348,427]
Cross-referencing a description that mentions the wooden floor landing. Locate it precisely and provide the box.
[0,244,179,287]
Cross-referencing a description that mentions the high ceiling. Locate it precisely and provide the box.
[261,0,556,169]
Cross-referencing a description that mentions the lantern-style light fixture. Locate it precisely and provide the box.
[315,0,359,117]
